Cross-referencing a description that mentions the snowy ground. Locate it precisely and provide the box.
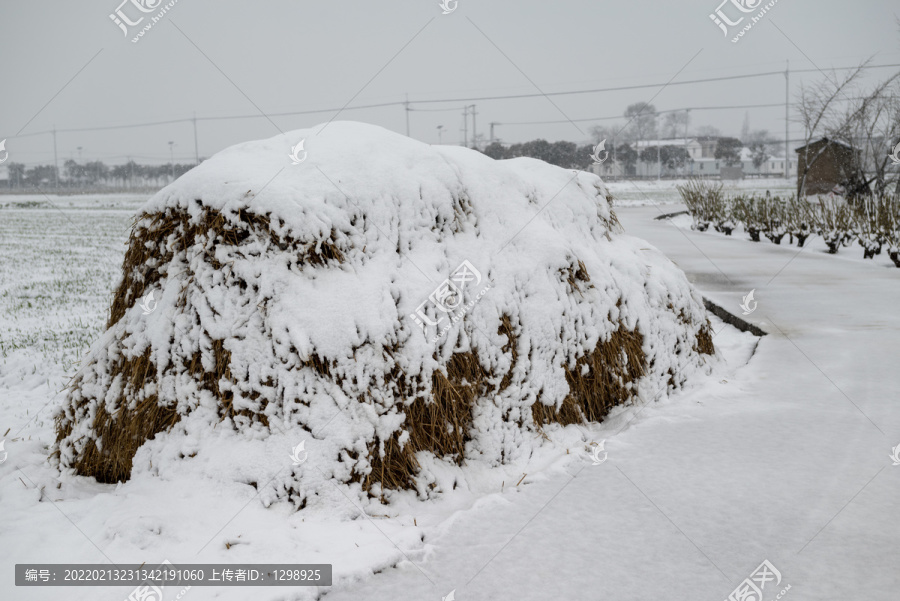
[605,177,795,206]
[2,187,898,600]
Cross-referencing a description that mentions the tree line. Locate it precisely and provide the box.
[478,102,783,175]
[3,160,199,189]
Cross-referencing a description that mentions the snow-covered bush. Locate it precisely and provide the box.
[680,182,900,266]
[731,195,764,242]
[760,196,789,244]
[887,232,900,267]
[54,122,716,508]
[677,179,732,233]
[853,196,899,259]
[812,196,855,254]
[783,196,813,247]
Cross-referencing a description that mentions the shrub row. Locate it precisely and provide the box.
[677,179,900,266]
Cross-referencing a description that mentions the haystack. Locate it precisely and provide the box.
[55,122,714,506]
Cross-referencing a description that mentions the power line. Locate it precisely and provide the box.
[492,94,892,127]
[6,63,897,139]
[403,63,900,105]
[494,103,787,126]
[408,106,468,112]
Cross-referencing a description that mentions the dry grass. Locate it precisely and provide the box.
[108,206,345,328]
[61,206,343,482]
[560,258,592,295]
[532,326,646,426]
[363,351,486,493]
[59,214,714,495]
[695,324,715,355]
[58,349,180,484]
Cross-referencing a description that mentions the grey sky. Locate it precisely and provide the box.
[1,0,898,167]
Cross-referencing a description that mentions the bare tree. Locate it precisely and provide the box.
[622,102,658,144]
[661,111,689,139]
[794,60,900,198]
[745,129,780,170]
[836,76,900,198]
[589,124,622,144]
[694,125,721,137]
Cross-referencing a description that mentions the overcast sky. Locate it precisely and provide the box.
[1,0,898,167]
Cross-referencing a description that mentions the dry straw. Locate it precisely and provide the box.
[57,205,714,494]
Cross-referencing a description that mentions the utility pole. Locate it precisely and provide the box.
[462,106,468,147]
[685,109,691,176]
[489,122,496,145]
[168,141,175,179]
[192,112,199,164]
[784,60,790,179]
[437,125,444,144]
[52,126,59,189]
[656,113,662,180]
[470,104,477,150]
[613,135,617,179]
[405,93,410,137]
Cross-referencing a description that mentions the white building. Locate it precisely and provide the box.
[594,137,797,179]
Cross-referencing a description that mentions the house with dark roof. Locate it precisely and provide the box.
[794,137,860,196]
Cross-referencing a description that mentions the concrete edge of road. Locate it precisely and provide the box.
[653,210,689,221]
[703,297,768,337]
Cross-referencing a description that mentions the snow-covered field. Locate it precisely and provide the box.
[2,184,898,601]
[606,177,796,207]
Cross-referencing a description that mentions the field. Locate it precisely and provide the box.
[1,186,898,601]
[606,177,796,206]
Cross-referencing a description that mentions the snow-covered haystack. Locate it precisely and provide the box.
[55,122,714,505]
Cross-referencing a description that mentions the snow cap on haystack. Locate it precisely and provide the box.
[55,121,714,507]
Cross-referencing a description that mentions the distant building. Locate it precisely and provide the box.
[594,137,795,179]
[635,138,704,160]
[794,137,859,196]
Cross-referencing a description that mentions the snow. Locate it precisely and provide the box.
[3,176,897,600]
[55,121,715,516]
[606,177,795,207]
